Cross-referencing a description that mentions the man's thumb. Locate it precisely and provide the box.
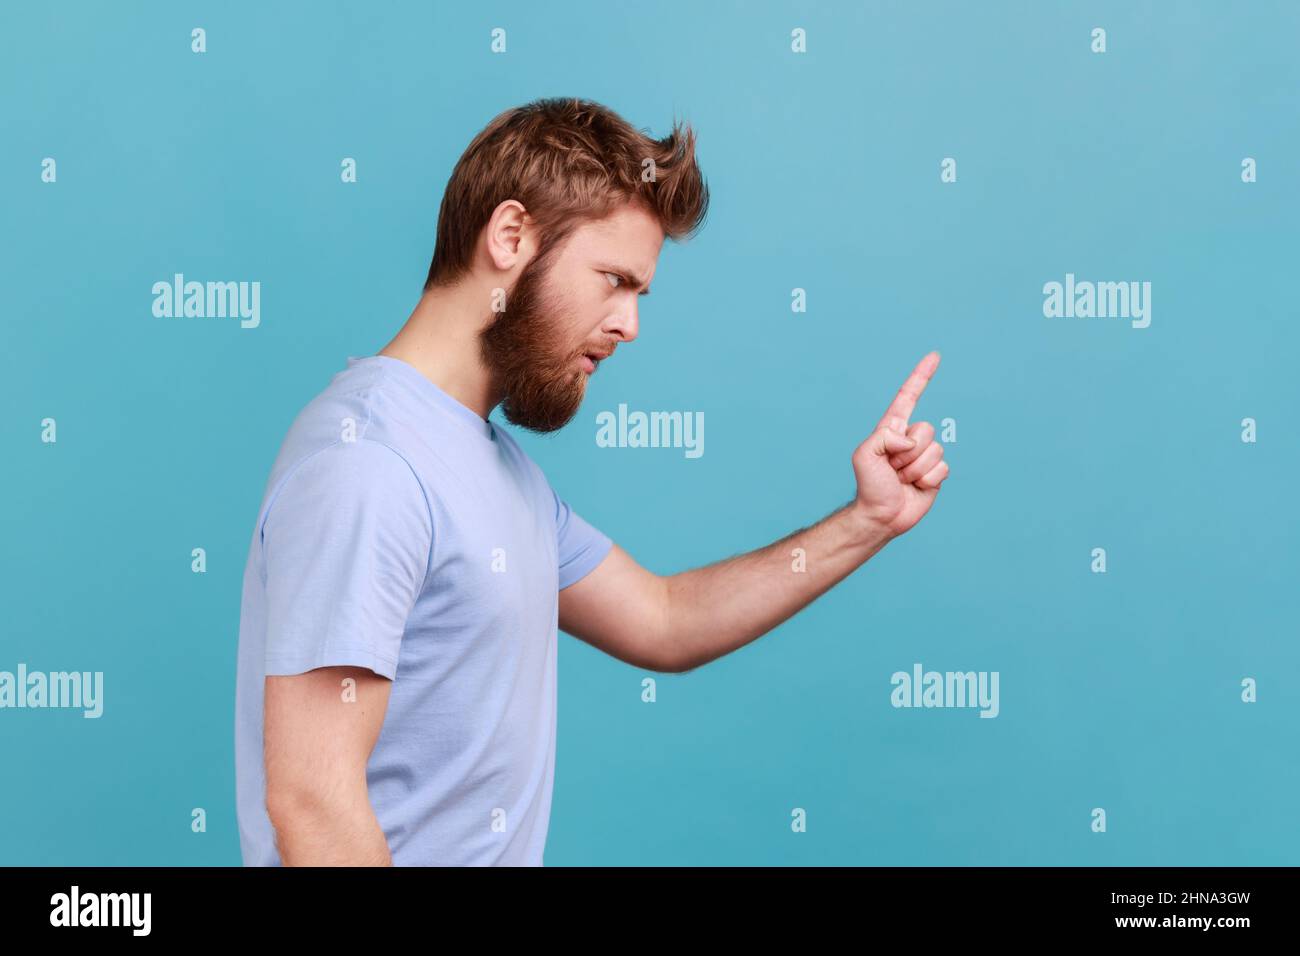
[876,428,916,456]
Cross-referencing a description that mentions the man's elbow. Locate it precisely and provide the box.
[266,783,390,866]
[266,772,366,823]
[265,781,333,837]
[662,649,704,675]
[657,576,690,674]
[657,625,703,675]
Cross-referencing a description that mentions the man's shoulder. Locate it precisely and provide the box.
[264,439,427,532]
[259,362,430,514]
[274,359,430,466]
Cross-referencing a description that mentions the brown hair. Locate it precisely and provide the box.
[423,97,709,291]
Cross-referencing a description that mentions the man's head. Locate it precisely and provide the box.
[424,98,709,432]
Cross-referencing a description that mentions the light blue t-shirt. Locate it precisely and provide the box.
[234,354,613,866]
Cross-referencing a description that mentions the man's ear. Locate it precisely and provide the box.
[483,199,536,271]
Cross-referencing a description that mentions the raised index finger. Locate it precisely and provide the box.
[876,351,941,432]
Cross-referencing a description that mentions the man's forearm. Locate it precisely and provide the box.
[664,501,894,672]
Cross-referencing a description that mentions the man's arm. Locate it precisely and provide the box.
[559,352,948,674]
[257,440,431,865]
[264,665,394,866]
[663,501,893,672]
[559,543,672,671]
[560,501,890,673]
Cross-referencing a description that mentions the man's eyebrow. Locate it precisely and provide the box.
[597,263,652,295]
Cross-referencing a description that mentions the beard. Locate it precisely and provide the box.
[479,251,588,433]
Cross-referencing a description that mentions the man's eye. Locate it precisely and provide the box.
[604,272,622,288]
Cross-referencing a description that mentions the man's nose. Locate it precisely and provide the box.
[607,299,639,343]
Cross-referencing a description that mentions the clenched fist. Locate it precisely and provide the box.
[851,351,949,538]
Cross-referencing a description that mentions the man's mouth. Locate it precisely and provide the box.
[580,348,614,374]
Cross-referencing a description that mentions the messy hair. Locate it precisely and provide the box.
[423,97,709,290]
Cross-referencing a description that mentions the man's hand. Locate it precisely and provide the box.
[851,351,949,539]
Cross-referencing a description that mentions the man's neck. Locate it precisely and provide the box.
[379,284,499,421]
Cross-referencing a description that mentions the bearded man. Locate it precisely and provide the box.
[234,97,949,867]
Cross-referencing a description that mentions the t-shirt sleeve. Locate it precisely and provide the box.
[260,439,432,680]
[553,486,613,590]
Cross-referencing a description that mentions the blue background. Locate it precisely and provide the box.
[2,0,1296,865]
